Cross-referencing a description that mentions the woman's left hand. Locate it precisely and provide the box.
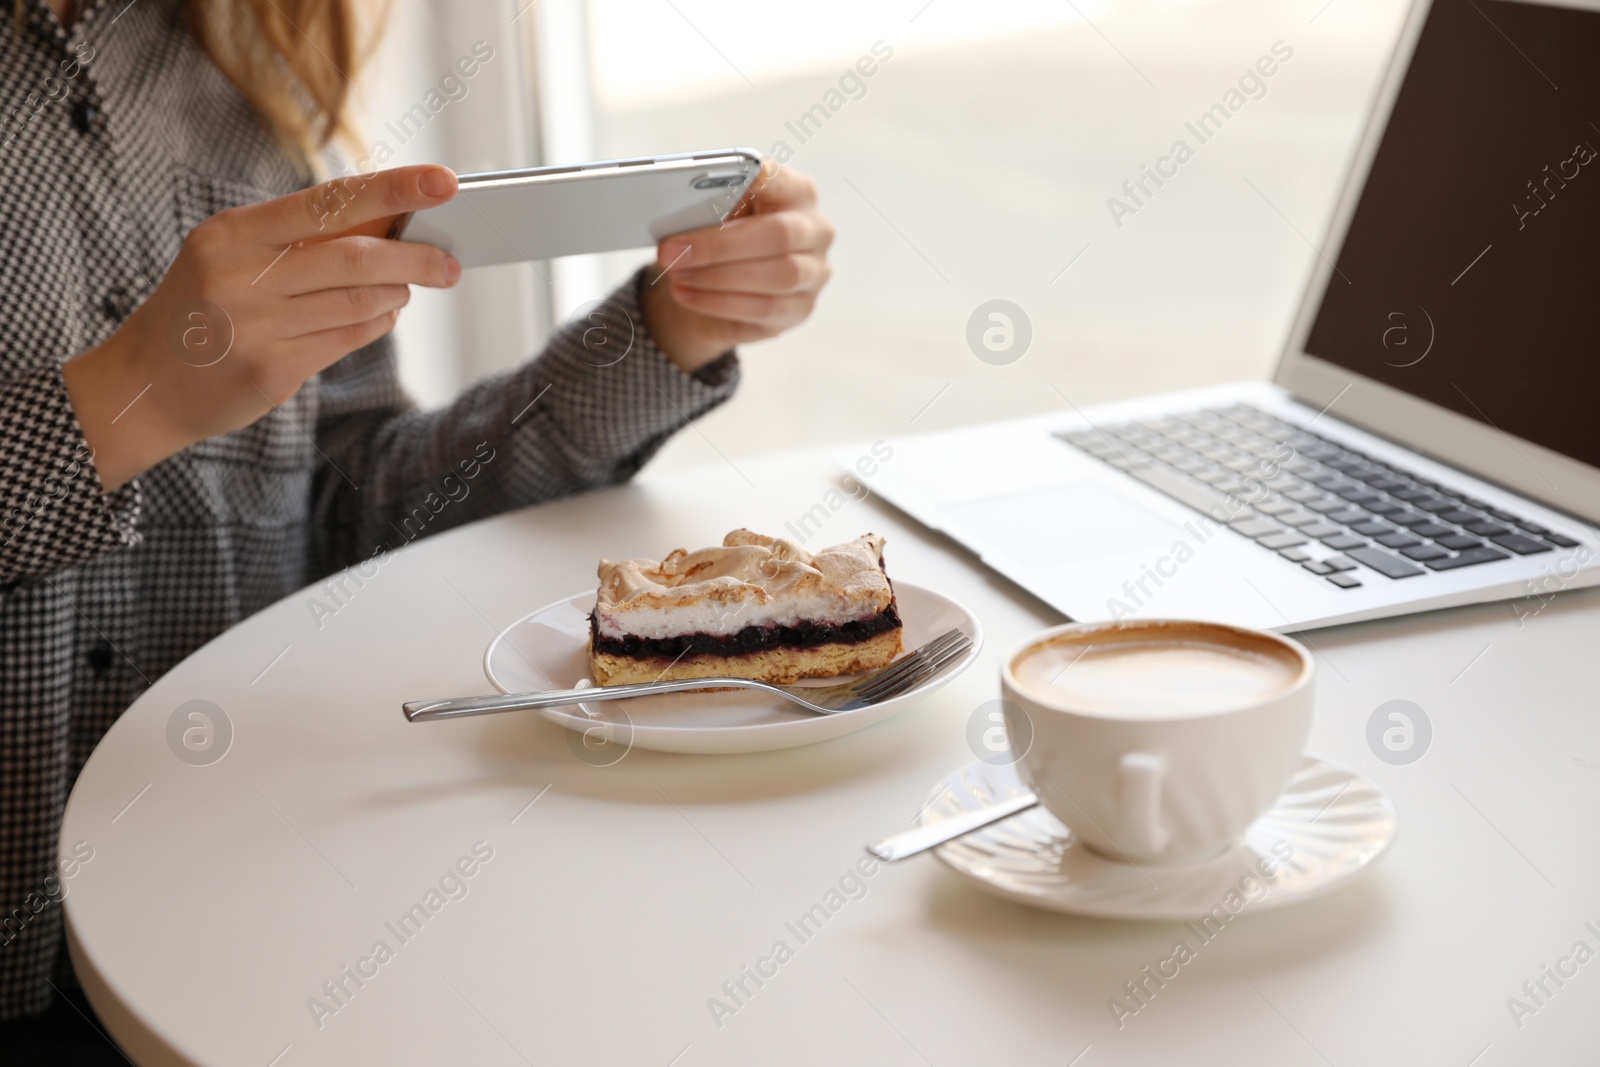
[641,162,834,373]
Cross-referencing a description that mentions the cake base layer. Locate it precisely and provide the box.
[590,628,904,686]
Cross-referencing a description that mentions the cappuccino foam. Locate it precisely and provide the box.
[1013,633,1302,718]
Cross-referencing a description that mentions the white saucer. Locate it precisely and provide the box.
[924,757,1397,919]
[483,581,982,755]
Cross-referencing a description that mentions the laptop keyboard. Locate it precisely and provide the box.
[1056,403,1579,590]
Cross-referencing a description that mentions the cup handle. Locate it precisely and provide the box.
[1117,752,1168,856]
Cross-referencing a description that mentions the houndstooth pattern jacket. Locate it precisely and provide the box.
[0,0,738,1019]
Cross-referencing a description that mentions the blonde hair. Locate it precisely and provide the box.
[18,0,381,165]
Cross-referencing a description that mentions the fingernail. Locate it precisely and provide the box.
[444,256,462,284]
[420,168,456,198]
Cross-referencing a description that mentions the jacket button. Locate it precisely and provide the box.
[87,639,114,673]
[71,99,98,133]
[102,288,136,321]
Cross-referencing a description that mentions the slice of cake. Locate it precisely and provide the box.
[589,529,904,685]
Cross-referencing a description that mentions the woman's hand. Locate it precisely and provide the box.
[64,165,462,491]
[641,163,834,373]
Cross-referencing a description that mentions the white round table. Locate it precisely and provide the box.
[62,450,1600,1065]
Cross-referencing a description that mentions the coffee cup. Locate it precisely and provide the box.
[1000,619,1313,865]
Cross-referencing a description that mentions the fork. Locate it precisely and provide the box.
[403,628,973,722]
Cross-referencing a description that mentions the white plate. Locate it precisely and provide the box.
[925,757,1397,919]
[483,581,982,755]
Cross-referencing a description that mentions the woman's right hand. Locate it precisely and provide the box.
[63,164,462,491]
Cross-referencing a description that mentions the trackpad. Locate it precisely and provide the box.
[937,481,1189,567]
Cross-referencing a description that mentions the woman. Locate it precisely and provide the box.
[0,0,834,1045]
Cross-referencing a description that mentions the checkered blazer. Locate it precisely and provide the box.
[0,0,738,1018]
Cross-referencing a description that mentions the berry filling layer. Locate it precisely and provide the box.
[590,602,903,660]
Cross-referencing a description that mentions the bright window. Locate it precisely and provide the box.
[579,0,1410,475]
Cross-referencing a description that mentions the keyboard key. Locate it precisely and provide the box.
[1326,509,1372,525]
[1285,487,1326,502]
[1490,533,1554,555]
[1322,556,1358,572]
[1425,547,1511,571]
[1416,497,1465,513]
[1435,534,1484,551]
[1345,546,1426,578]
[1259,532,1308,549]
[1350,520,1392,536]
[1279,547,1311,562]
[1278,511,1322,527]
[1302,561,1333,575]
[1437,508,1482,524]
[1375,532,1420,549]
[1411,522,1455,539]
[1485,508,1521,523]
[1394,488,1436,502]
[1542,532,1581,548]
[1464,521,1510,537]
[1254,500,1296,516]
[1390,512,1433,527]
[1322,534,1368,550]
[1301,522,1344,538]
[1307,498,1352,514]
[1326,572,1363,589]
[1336,488,1383,503]
[1400,544,1448,561]
[1516,521,1550,535]
[1366,500,1407,515]
[1229,518,1283,538]
[1366,477,1409,491]
[1124,462,1238,519]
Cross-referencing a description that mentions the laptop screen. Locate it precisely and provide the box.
[1302,0,1600,470]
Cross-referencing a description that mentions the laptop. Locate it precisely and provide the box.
[846,0,1600,633]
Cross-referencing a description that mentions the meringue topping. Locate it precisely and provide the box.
[594,529,894,640]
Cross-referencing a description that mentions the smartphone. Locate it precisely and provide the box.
[392,149,763,268]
